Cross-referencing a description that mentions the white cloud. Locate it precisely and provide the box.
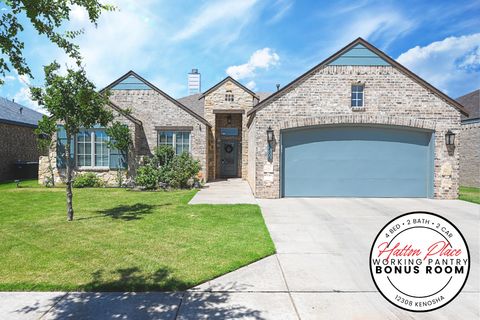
[397,33,480,95]
[267,0,293,24]
[70,5,89,23]
[56,0,160,88]
[226,48,280,80]
[340,11,416,49]
[3,75,16,82]
[173,0,258,41]
[246,80,256,90]
[13,85,45,114]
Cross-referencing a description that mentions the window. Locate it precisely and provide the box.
[158,131,191,154]
[351,84,364,108]
[76,129,109,168]
[220,128,239,136]
[225,90,234,102]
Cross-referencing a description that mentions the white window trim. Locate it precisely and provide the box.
[351,85,365,109]
[157,131,192,154]
[76,129,110,170]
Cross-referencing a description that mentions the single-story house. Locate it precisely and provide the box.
[0,97,43,181]
[457,89,479,188]
[39,38,468,199]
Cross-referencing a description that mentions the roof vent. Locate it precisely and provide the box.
[276,84,280,91]
[19,107,23,114]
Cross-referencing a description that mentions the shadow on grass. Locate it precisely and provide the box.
[77,203,173,221]
[97,203,158,221]
[14,267,266,319]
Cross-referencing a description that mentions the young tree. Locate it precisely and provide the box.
[30,62,113,221]
[0,1,114,84]
[34,115,57,186]
[106,121,132,187]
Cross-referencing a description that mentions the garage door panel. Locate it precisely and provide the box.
[282,126,434,197]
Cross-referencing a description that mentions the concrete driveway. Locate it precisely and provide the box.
[257,198,480,319]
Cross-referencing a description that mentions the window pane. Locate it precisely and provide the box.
[85,142,91,154]
[183,132,190,144]
[166,132,173,144]
[94,130,108,167]
[159,132,166,144]
[176,144,183,154]
[220,128,238,136]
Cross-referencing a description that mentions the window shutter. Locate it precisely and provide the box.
[56,125,74,168]
[109,146,127,169]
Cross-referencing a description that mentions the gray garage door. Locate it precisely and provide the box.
[281,125,434,197]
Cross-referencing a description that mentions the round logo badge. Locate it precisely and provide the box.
[370,211,470,312]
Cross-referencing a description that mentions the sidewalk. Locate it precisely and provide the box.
[188,178,257,205]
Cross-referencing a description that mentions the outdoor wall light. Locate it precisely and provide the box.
[445,130,455,146]
[227,114,232,125]
[267,126,274,144]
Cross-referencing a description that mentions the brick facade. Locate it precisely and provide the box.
[249,65,462,199]
[0,123,39,181]
[459,122,480,187]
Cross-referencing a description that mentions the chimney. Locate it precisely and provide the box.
[276,84,280,91]
[188,69,201,95]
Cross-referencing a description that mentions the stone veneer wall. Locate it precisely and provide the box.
[250,65,461,199]
[0,122,39,181]
[109,90,209,181]
[459,122,480,187]
[203,80,256,180]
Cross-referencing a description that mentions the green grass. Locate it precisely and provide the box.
[459,186,480,204]
[0,180,275,291]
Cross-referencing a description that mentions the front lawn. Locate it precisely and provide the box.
[459,186,480,204]
[0,180,275,291]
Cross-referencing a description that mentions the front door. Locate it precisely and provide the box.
[220,140,238,178]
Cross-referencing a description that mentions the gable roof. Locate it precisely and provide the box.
[456,89,479,121]
[0,97,44,128]
[247,37,469,117]
[101,71,211,127]
[200,76,258,99]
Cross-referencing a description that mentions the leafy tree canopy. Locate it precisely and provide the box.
[0,0,114,84]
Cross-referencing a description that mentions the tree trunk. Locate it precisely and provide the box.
[65,134,74,221]
[47,141,55,187]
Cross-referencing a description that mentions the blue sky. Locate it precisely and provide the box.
[1,0,479,113]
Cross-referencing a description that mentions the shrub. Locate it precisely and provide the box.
[161,152,201,188]
[73,172,102,188]
[135,164,159,190]
[152,145,175,167]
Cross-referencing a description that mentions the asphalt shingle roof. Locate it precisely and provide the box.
[177,93,204,117]
[0,97,43,127]
[456,89,479,121]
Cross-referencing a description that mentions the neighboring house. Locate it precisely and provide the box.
[40,38,468,199]
[0,97,43,181]
[457,89,479,188]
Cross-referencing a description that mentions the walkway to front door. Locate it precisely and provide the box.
[188,178,256,204]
